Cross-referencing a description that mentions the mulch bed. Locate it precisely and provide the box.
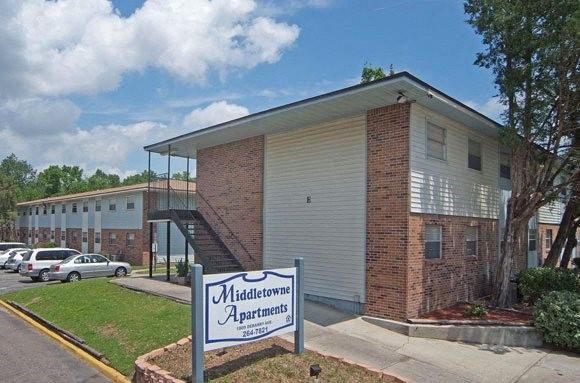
[418,303,532,325]
[150,337,398,382]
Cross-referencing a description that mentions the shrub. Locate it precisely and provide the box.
[534,291,580,351]
[464,303,488,317]
[35,241,58,249]
[518,267,580,303]
[175,259,189,277]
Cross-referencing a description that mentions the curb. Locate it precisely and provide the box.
[0,299,129,383]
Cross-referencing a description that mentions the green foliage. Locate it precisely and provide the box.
[518,267,580,303]
[464,303,489,317]
[361,63,387,83]
[121,170,157,186]
[0,173,17,225]
[534,291,580,351]
[175,259,189,277]
[172,171,195,182]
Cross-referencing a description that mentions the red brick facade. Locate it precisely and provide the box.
[537,223,561,265]
[407,214,498,317]
[196,136,264,270]
[365,103,412,320]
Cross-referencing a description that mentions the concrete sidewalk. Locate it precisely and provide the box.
[112,276,579,383]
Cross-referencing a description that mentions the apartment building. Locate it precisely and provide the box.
[144,72,575,320]
[14,181,194,265]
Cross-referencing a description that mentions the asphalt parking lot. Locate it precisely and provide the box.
[0,269,53,294]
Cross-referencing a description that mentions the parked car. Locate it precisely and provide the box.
[5,249,31,273]
[49,254,132,282]
[20,248,81,282]
[0,242,26,252]
[0,247,28,269]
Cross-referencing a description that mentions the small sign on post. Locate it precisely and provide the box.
[190,258,305,383]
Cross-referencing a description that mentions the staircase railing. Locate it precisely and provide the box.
[147,174,255,268]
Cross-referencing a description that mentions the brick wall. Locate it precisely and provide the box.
[407,213,498,317]
[101,229,145,265]
[365,103,411,320]
[66,228,82,251]
[538,223,561,265]
[196,136,264,270]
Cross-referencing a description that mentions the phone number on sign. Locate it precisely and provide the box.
[242,326,268,338]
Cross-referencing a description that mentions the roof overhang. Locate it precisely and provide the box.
[144,72,502,159]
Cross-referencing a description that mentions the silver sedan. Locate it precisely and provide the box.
[49,254,132,282]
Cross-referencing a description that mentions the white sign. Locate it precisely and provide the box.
[203,268,297,351]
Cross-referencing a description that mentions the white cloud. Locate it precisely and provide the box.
[1,0,300,98]
[182,101,250,130]
[0,98,81,135]
[465,97,505,122]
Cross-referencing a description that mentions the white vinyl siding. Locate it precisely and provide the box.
[264,114,366,304]
[538,201,565,224]
[410,104,500,218]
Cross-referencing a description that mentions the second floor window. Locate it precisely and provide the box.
[51,205,55,214]
[126,196,135,210]
[83,202,89,213]
[62,204,66,213]
[426,122,447,161]
[95,200,101,212]
[468,139,482,171]
[109,200,116,212]
[72,203,78,213]
[500,149,511,179]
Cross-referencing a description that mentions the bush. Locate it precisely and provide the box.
[534,291,580,351]
[35,241,58,249]
[464,303,488,317]
[518,267,580,303]
[175,259,189,277]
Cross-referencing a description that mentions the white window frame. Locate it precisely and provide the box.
[126,233,135,247]
[82,231,88,243]
[95,200,101,212]
[95,232,101,244]
[126,196,135,210]
[82,201,89,213]
[426,121,447,161]
[500,148,511,179]
[466,226,478,257]
[425,224,443,259]
[545,229,553,250]
[467,138,483,171]
[72,203,78,213]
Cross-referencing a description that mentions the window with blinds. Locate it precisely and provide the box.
[425,225,442,259]
[426,122,447,160]
[468,139,482,171]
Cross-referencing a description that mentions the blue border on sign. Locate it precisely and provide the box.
[204,270,296,345]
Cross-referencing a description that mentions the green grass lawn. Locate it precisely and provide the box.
[1,278,191,376]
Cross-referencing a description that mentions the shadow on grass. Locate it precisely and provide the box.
[195,345,291,382]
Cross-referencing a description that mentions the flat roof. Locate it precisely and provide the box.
[144,71,502,159]
[17,180,196,207]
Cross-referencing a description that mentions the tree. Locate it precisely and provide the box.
[122,170,157,186]
[0,154,36,189]
[172,171,195,182]
[361,63,387,83]
[465,0,579,307]
[0,173,17,240]
[86,169,121,191]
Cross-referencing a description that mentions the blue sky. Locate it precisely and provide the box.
[0,0,501,177]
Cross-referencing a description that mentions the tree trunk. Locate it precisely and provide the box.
[559,224,578,268]
[545,182,579,266]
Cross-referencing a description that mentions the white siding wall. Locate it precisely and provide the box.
[410,104,500,219]
[264,114,367,303]
[538,201,565,224]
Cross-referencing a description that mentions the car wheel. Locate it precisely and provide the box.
[66,272,81,283]
[38,269,50,282]
[114,267,127,278]
[16,265,21,272]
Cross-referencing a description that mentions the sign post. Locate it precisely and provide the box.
[190,258,304,382]
[294,257,304,354]
[191,264,204,383]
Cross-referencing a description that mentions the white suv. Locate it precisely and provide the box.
[20,248,81,282]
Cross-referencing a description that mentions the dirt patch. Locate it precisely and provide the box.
[24,296,42,306]
[419,303,532,324]
[150,337,397,382]
[96,324,137,353]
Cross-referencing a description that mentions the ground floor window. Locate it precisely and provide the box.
[95,232,101,244]
[109,233,117,245]
[82,232,88,243]
[528,229,537,252]
[466,226,478,256]
[50,231,55,241]
[61,231,66,241]
[425,225,442,259]
[545,229,553,251]
[126,233,135,247]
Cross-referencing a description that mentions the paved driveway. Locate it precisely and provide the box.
[0,269,55,294]
[0,306,109,383]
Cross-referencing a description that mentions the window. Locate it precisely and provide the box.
[500,149,511,179]
[95,200,101,212]
[35,207,39,215]
[23,210,26,216]
[126,196,135,210]
[50,231,55,241]
[468,139,482,171]
[43,206,47,215]
[109,233,117,245]
[466,226,478,256]
[82,231,88,243]
[426,122,447,160]
[109,200,116,211]
[528,229,537,252]
[126,233,135,247]
[72,203,78,213]
[61,231,66,241]
[72,231,78,241]
[62,204,66,213]
[425,225,442,259]
[29,208,32,215]
[91,254,108,263]
[51,205,55,214]
[545,229,553,250]
[95,232,101,244]
[83,202,88,213]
